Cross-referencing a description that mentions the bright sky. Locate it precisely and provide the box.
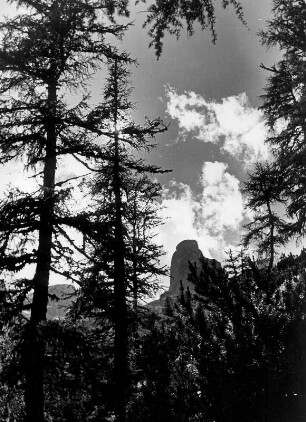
[0,0,294,289]
[120,0,281,265]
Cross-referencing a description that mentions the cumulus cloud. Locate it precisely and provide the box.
[166,87,271,166]
[158,181,215,260]
[196,162,246,235]
[158,161,249,267]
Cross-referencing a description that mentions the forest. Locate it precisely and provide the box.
[0,0,305,421]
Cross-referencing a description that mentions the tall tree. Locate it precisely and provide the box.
[0,1,129,420]
[242,162,287,269]
[260,0,306,237]
[74,58,167,421]
[124,175,166,309]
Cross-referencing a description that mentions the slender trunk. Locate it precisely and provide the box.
[132,222,139,343]
[132,255,138,310]
[267,201,275,271]
[25,82,57,422]
[112,59,128,422]
[113,133,128,422]
[132,205,138,310]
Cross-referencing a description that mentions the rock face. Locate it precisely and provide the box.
[149,240,221,310]
[169,240,204,295]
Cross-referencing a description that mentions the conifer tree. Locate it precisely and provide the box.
[139,0,245,57]
[242,162,287,269]
[0,1,130,420]
[260,0,306,237]
[124,175,167,308]
[74,58,167,421]
[186,251,306,421]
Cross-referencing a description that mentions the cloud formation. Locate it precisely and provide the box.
[158,161,249,265]
[196,161,246,235]
[166,87,271,166]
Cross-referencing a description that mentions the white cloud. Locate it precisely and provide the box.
[196,161,245,235]
[158,182,214,260]
[158,162,249,271]
[166,87,271,166]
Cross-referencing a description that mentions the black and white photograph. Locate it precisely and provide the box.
[0,1,305,421]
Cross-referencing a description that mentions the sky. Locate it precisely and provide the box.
[119,0,281,266]
[0,0,289,287]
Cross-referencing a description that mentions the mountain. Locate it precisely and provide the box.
[169,239,220,295]
[148,239,221,311]
[25,240,220,319]
[23,284,76,320]
[46,284,76,319]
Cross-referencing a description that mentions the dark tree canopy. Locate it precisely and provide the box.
[184,252,306,421]
[242,162,288,269]
[128,250,306,421]
[3,1,306,422]
[260,0,306,236]
[138,0,245,57]
[71,58,167,422]
[0,1,131,420]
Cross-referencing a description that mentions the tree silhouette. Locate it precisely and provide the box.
[0,1,130,420]
[73,58,167,421]
[242,162,287,269]
[185,251,306,421]
[260,0,306,237]
[138,0,245,57]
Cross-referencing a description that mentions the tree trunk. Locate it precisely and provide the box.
[113,232,128,422]
[132,210,138,310]
[113,150,128,421]
[25,82,57,422]
[110,58,129,421]
[267,201,275,271]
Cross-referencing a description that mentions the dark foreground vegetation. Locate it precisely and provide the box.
[0,0,305,421]
[1,251,306,421]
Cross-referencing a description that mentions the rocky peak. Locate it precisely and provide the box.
[149,240,221,310]
[169,240,204,295]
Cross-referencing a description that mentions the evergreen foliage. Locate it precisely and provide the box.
[260,0,306,236]
[138,0,245,57]
[0,320,114,421]
[71,58,167,421]
[0,1,130,420]
[0,1,305,421]
[190,251,306,421]
[242,162,288,269]
[141,251,306,422]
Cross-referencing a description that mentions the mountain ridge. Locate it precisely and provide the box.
[31,240,220,319]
